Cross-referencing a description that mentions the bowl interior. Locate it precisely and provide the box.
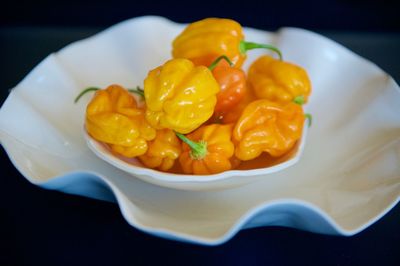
[84,123,308,185]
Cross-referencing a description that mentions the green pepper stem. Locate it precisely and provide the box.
[293,95,305,105]
[176,132,208,160]
[239,40,283,60]
[305,113,312,127]
[128,86,145,99]
[74,87,100,103]
[208,55,234,71]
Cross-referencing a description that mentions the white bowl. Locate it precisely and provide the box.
[84,124,308,190]
[1,16,399,245]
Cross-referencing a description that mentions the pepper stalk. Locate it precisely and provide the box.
[292,95,312,127]
[74,86,144,103]
[239,40,283,61]
[176,132,208,160]
[208,55,234,71]
[293,95,305,105]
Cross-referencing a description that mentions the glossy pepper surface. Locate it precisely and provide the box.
[85,84,156,157]
[248,55,312,104]
[144,58,219,134]
[138,129,181,171]
[233,99,305,160]
[172,18,282,68]
[177,124,235,175]
[219,84,256,124]
[172,18,245,67]
[209,56,247,117]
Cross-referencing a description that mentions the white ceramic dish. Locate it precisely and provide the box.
[1,16,399,245]
[84,125,308,190]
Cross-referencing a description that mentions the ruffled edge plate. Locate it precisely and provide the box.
[1,16,399,245]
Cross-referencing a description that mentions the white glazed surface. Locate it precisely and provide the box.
[1,16,399,245]
[84,124,308,190]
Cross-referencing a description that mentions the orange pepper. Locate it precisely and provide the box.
[248,55,312,104]
[233,99,305,160]
[218,83,257,124]
[172,18,282,68]
[85,84,156,157]
[177,124,235,175]
[208,55,247,117]
[138,129,181,171]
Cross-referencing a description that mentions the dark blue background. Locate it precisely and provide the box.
[2,0,399,31]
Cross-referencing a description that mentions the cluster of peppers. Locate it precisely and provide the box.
[78,18,312,175]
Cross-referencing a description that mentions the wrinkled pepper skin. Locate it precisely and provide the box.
[144,58,219,134]
[248,55,312,104]
[233,99,304,160]
[85,84,156,157]
[172,18,246,68]
[138,129,182,171]
[179,124,235,175]
[212,61,247,116]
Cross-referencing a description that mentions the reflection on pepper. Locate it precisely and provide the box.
[208,55,247,118]
[144,58,220,134]
[233,99,305,160]
[218,84,257,124]
[177,124,235,175]
[85,84,156,157]
[138,129,182,171]
[172,18,282,68]
[248,55,312,104]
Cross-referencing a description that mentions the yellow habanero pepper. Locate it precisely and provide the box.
[248,55,312,104]
[233,99,305,161]
[177,124,235,175]
[138,129,181,172]
[144,58,220,134]
[172,18,282,68]
[85,84,156,157]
